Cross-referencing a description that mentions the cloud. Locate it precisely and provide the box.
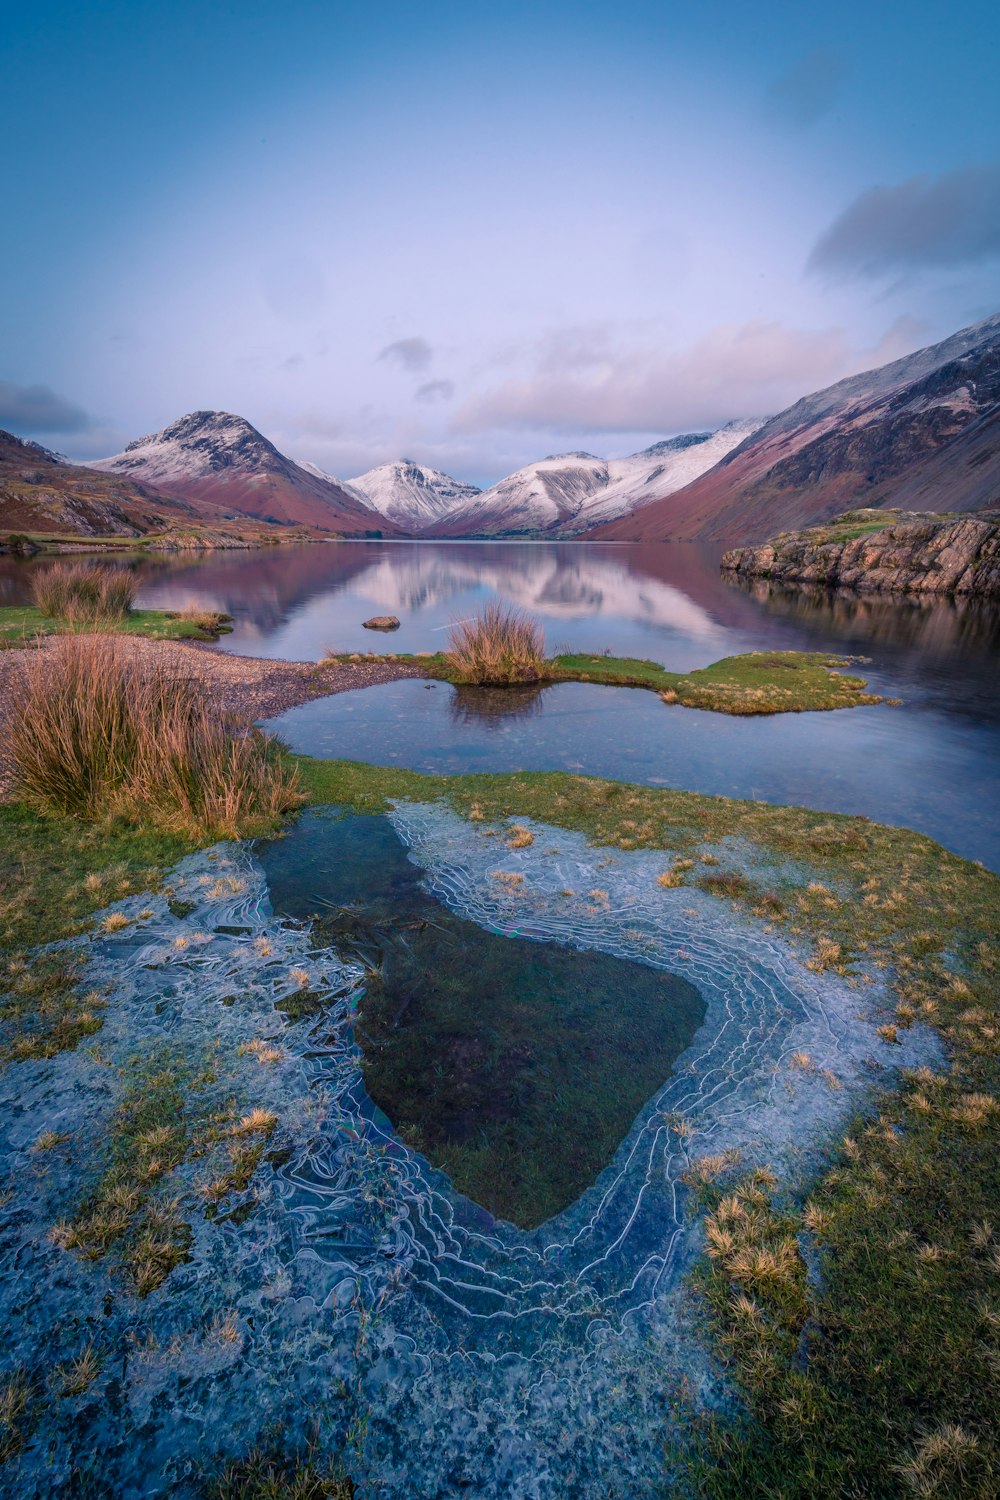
[415,379,455,402]
[765,48,849,127]
[0,380,92,435]
[378,337,433,373]
[452,319,912,437]
[809,163,1000,277]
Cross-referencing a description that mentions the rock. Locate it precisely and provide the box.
[721,511,1000,598]
[362,615,401,630]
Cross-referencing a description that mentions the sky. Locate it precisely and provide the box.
[2,0,999,487]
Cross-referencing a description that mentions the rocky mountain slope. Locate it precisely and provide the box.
[593,312,1000,543]
[0,428,209,538]
[722,509,1000,598]
[89,412,399,534]
[423,422,762,538]
[338,459,481,530]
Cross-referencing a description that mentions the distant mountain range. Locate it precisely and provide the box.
[421,422,765,537]
[2,313,997,545]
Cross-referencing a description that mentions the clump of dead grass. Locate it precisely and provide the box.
[32,561,136,624]
[446,602,546,685]
[9,636,301,839]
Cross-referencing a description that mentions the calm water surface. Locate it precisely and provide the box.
[2,541,997,866]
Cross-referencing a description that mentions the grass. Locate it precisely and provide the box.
[203,1447,354,1498]
[0,801,188,1064]
[9,635,301,838]
[546,649,884,713]
[52,1048,280,1295]
[445,600,547,684]
[0,603,230,645]
[31,561,136,623]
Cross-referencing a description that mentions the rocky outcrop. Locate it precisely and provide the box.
[721,512,1000,598]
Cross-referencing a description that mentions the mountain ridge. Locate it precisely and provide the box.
[592,312,1000,542]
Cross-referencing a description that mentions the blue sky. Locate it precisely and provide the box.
[3,0,999,484]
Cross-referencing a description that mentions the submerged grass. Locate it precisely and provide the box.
[203,1446,354,1499]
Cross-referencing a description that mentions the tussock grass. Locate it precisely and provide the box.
[203,1446,354,1498]
[9,636,301,839]
[31,561,136,624]
[166,605,232,636]
[446,601,546,685]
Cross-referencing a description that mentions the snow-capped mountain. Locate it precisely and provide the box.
[426,452,610,537]
[89,412,399,534]
[578,421,767,528]
[342,460,481,530]
[426,423,765,537]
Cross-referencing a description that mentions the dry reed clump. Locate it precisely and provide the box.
[31,561,136,624]
[446,601,546,685]
[9,636,301,839]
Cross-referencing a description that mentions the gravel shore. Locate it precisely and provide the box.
[0,635,430,796]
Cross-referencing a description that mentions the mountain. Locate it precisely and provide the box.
[339,459,480,531]
[89,411,400,534]
[423,422,761,538]
[427,451,610,537]
[592,312,1000,543]
[0,428,208,537]
[578,421,766,529]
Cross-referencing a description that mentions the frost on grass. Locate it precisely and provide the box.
[0,810,940,1500]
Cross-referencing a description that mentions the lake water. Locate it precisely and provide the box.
[2,540,997,866]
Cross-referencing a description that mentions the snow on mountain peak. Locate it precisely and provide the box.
[343,459,481,530]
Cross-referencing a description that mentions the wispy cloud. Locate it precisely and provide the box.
[765,48,849,127]
[378,337,433,373]
[809,163,1000,277]
[452,319,918,437]
[0,380,92,435]
[415,379,454,402]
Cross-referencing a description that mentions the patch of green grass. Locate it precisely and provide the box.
[0,603,229,645]
[550,649,883,713]
[0,801,187,1064]
[0,801,186,951]
[323,648,885,714]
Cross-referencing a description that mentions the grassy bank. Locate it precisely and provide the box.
[323,647,887,715]
[0,603,230,644]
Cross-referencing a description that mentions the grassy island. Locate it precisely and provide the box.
[322,647,887,715]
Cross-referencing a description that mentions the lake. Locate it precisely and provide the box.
[2,539,997,866]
